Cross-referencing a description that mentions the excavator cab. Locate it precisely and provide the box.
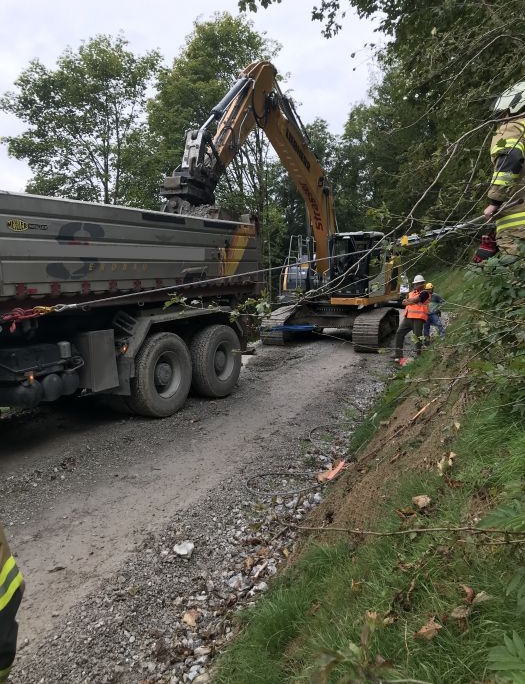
[329,232,386,296]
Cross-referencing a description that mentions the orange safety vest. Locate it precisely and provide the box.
[405,289,429,321]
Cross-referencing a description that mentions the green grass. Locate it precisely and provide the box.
[216,283,525,683]
[214,395,525,684]
[213,266,525,684]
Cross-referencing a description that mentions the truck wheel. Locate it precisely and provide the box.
[190,325,241,398]
[128,332,192,418]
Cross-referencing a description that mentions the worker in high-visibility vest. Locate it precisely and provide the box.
[0,524,23,683]
[484,80,525,259]
[393,274,430,362]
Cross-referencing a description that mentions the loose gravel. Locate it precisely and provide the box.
[3,339,392,683]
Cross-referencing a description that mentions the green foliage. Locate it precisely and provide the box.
[230,292,271,340]
[244,1,525,250]
[230,294,272,321]
[507,568,525,615]
[479,500,525,532]
[477,419,525,684]
[238,0,346,37]
[310,611,397,683]
[213,360,525,684]
[0,34,162,204]
[487,632,525,683]
[463,253,525,416]
[148,12,279,179]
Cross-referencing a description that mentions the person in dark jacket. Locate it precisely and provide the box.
[0,524,23,683]
[422,283,445,344]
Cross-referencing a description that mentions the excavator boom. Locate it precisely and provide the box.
[161,61,336,274]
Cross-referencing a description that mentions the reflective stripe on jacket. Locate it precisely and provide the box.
[0,555,23,613]
[0,665,12,683]
[488,118,525,232]
[0,525,23,682]
[405,289,429,321]
[495,210,525,233]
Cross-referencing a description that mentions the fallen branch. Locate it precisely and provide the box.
[286,522,525,537]
[380,679,437,684]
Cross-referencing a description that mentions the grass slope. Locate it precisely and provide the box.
[214,267,525,684]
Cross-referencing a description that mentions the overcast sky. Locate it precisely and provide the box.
[0,0,381,193]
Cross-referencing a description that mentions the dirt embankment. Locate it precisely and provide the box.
[307,366,469,533]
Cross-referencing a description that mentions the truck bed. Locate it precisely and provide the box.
[0,191,259,314]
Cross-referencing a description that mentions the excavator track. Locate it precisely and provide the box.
[352,307,399,352]
[260,305,297,345]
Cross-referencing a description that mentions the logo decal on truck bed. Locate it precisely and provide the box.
[7,219,48,232]
[7,219,28,232]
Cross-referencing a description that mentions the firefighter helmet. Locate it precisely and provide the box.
[425,282,433,290]
[493,80,525,116]
[412,274,425,284]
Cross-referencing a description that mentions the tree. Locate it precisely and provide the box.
[148,11,280,185]
[238,0,348,37]
[1,34,163,206]
[149,11,284,288]
[346,0,525,237]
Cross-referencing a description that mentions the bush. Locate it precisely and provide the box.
[464,249,525,416]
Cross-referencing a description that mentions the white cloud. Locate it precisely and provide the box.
[0,0,380,193]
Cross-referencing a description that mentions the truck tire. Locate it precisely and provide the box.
[190,324,241,398]
[128,332,192,418]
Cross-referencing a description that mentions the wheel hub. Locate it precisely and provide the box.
[155,361,172,386]
[214,349,227,374]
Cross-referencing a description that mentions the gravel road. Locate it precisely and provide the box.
[0,335,392,683]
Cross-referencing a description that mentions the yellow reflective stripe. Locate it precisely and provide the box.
[0,571,22,611]
[491,138,525,155]
[491,171,520,185]
[496,211,525,231]
[0,665,12,683]
[0,556,23,612]
[0,556,15,587]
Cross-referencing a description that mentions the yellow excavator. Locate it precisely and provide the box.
[161,60,401,350]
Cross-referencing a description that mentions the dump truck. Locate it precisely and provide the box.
[0,191,260,417]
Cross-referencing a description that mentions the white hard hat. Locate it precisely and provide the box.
[493,80,525,115]
[412,274,425,284]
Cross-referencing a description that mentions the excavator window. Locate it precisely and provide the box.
[330,235,367,295]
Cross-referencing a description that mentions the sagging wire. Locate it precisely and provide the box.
[308,422,357,462]
[0,241,397,324]
[298,195,515,306]
[0,196,511,327]
[245,470,321,498]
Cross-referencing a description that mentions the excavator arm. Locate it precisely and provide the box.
[161,61,336,274]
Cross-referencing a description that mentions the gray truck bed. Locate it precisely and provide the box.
[0,191,259,313]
